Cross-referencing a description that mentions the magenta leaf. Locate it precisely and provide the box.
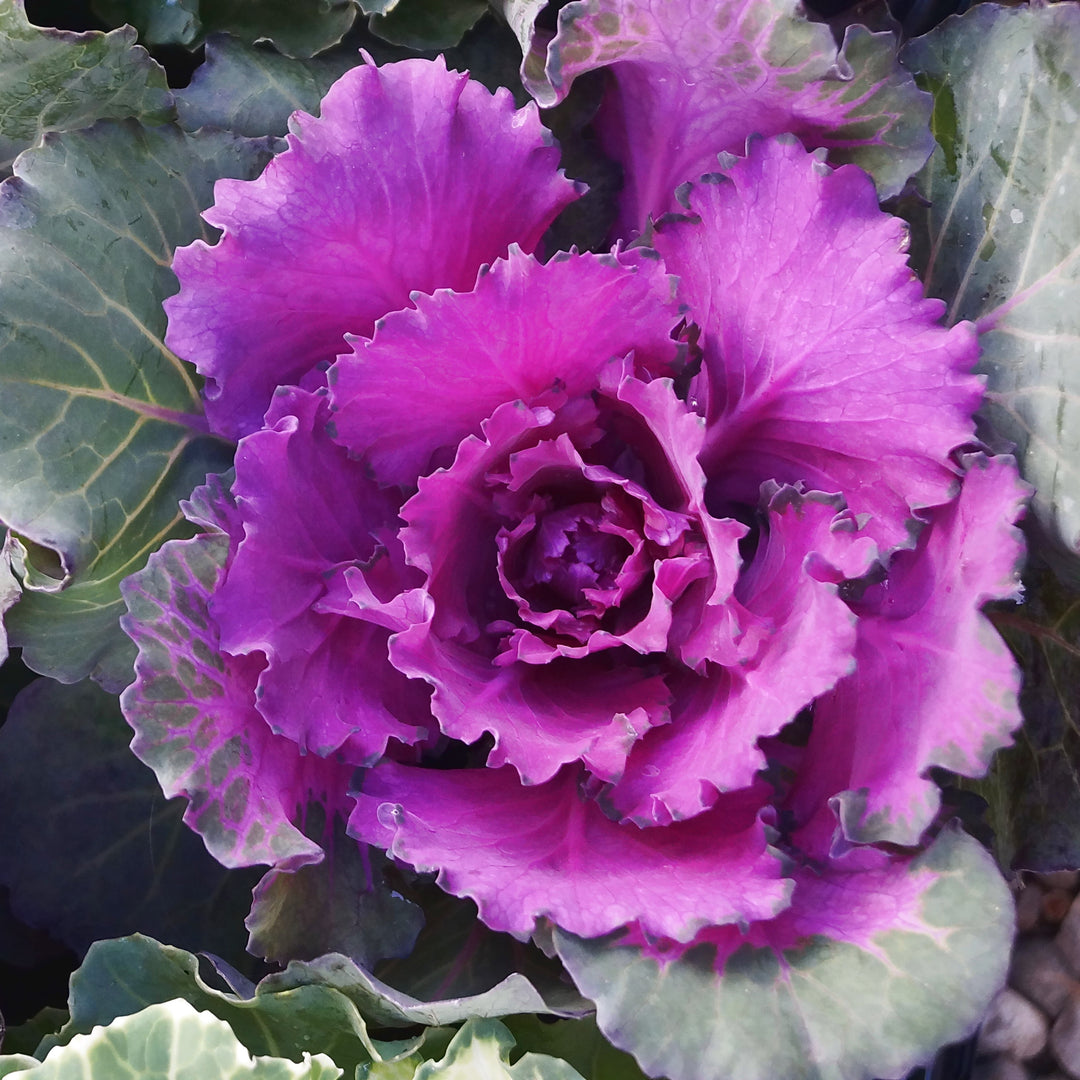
[553,827,1012,1080]
[654,136,982,551]
[610,486,876,825]
[166,56,580,440]
[327,246,680,487]
[349,762,790,943]
[210,387,433,763]
[502,0,934,234]
[379,387,689,786]
[120,532,353,872]
[787,454,1028,853]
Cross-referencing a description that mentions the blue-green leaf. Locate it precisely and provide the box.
[553,828,1010,1080]
[0,122,276,688]
[902,2,1080,558]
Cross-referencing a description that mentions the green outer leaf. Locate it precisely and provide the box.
[246,827,424,968]
[37,935,379,1076]
[553,828,1011,1080]
[263,950,587,1031]
[356,0,399,14]
[91,0,357,55]
[501,1016,649,1080]
[0,1008,67,1059]
[175,35,365,138]
[91,0,201,47]
[0,678,259,961]
[0,1056,38,1077]
[357,1031,456,1079]
[969,570,1080,872]
[0,544,19,664]
[369,0,488,51]
[0,0,173,176]
[411,1019,585,1080]
[0,121,277,689]
[902,2,1080,556]
[200,0,359,59]
[370,888,591,1022]
[20,999,342,1079]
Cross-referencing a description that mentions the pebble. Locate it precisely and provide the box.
[1011,938,1079,1018]
[978,871,1080,1079]
[1051,997,1080,1079]
[978,987,1049,1060]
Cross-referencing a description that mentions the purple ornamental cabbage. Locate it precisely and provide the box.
[121,53,1026,1078]
[507,0,936,237]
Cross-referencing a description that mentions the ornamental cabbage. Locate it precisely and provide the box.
[121,52,1026,1080]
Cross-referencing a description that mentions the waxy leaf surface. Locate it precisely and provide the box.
[903,2,1080,556]
[168,58,577,441]
[266,949,586,1031]
[176,35,365,138]
[0,121,276,688]
[11,999,341,1080]
[91,0,200,48]
[38,935,378,1076]
[0,0,172,176]
[554,828,1011,1080]
[369,0,488,50]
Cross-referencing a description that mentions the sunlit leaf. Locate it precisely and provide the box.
[412,1019,584,1080]
[38,935,380,1076]
[14,999,341,1079]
